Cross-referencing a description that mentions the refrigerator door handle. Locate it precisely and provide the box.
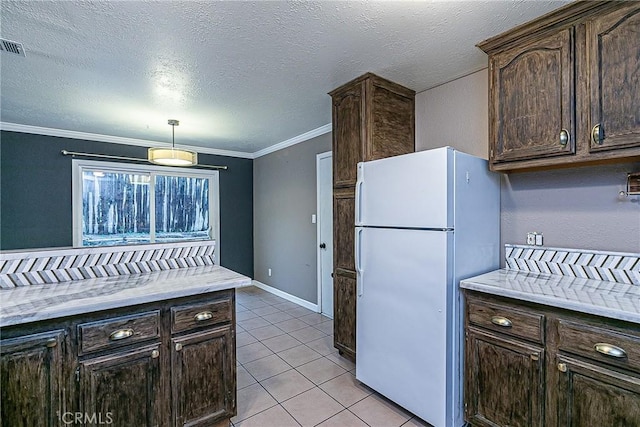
[355,228,364,296]
[355,167,364,226]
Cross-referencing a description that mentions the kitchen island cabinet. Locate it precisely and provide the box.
[0,330,66,427]
[479,1,640,171]
[329,72,415,361]
[79,344,162,427]
[171,324,235,427]
[0,265,249,427]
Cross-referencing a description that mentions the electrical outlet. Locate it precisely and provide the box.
[535,233,543,246]
[268,268,272,277]
[527,232,536,245]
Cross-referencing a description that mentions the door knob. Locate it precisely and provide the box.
[319,243,326,249]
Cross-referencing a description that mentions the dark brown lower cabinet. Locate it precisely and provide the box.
[465,328,545,427]
[79,344,162,427]
[333,270,356,361]
[556,356,640,427]
[172,326,234,427]
[464,290,640,427]
[0,330,65,427]
[0,289,236,427]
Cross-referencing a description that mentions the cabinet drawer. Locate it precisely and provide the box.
[78,311,160,355]
[557,320,640,374]
[171,298,232,333]
[467,298,545,344]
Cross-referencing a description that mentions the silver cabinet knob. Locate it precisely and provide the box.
[591,124,603,145]
[594,343,626,358]
[491,316,512,328]
[559,129,570,146]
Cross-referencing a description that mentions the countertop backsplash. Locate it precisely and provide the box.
[505,244,639,286]
[0,241,216,289]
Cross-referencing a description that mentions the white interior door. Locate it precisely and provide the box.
[317,152,333,317]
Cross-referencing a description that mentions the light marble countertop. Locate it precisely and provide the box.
[460,269,640,324]
[0,265,251,327]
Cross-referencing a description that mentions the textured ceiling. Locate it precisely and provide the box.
[0,0,570,155]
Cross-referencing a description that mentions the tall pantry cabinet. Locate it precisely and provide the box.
[329,73,415,361]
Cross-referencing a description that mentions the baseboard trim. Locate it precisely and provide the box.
[252,280,319,312]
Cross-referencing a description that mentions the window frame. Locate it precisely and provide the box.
[72,159,220,257]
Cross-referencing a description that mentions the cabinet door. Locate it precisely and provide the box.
[333,187,355,273]
[490,28,575,165]
[79,344,161,427]
[587,3,640,152]
[0,330,64,427]
[172,325,234,427]
[332,83,365,188]
[366,78,415,161]
[465,328,545,427]
[333,270,356,361]
[556,356,640,426]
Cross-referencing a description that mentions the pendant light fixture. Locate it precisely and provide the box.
[148,119,198,166]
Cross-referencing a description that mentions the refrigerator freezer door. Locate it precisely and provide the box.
[356,147,454,228]
[356,227,452,427]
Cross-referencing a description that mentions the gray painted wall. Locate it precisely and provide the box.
[416,69,489,159]
[253,133,332,303]
[416,69,640,258]
[0,131,254,277]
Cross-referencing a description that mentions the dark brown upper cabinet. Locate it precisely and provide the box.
[329,73,415,188]
[332,82,365,188]
[587,3,640,153]
[479,1,640,172]
[490,29,575,163]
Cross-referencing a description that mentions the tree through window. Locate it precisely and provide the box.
[74,160,218,248]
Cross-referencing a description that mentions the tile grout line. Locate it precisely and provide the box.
[235,287,417,427]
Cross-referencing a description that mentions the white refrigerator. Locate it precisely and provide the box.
[354,147,500,427]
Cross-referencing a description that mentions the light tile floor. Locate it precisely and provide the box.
[233,286,432,427]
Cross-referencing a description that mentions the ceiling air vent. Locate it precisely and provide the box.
[0,39,25,57]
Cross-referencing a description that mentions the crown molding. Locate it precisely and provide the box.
[0,121,333,160]
[0,122,254,159]
[252,123,332,158]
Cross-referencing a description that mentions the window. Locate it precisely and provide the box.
[73,160,219,250]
